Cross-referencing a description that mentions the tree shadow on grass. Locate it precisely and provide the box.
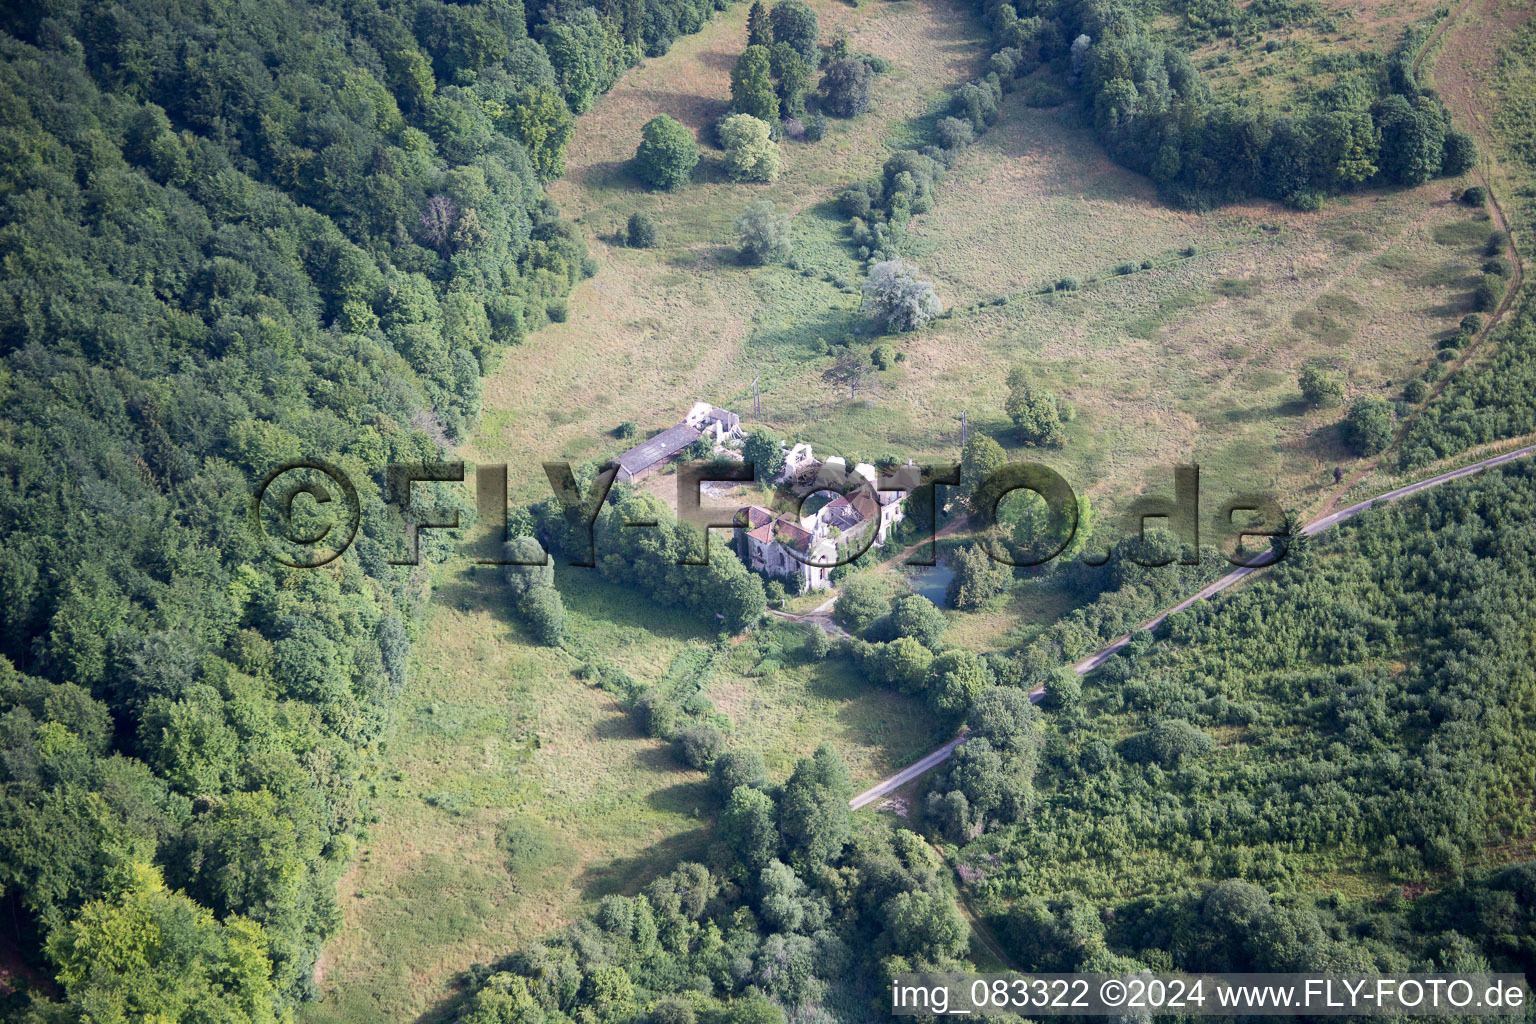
[576,158,640,192]
[1418,293,1477,319]
[696,49,738,73]
[570,825,713,902]
[746,303,863,356]
[1223,399,1306,424]
[592,701,641,740]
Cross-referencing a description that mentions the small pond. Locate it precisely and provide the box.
[907,561,955,608]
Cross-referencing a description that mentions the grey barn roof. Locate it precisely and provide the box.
[617,423,702,477]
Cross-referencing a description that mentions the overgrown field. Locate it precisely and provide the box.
[470,2,1489,531]
[883,97,1494,520]
[1174,0,1447,110]
[304,563,938,1020]
[469,0,991,494]
[309,0,1531,1017]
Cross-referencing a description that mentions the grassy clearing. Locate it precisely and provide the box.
[753,99,1490,528]
[313,7,996,1013]
[467,0,991,497]
[304,563,939,1021]
[302,568,703,1023]
[475,4,1486,530]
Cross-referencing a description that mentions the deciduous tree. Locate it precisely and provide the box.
[720,114,781,183]
[635,115,700,190]
[731,46,779,123]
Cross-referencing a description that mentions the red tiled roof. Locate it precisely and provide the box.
[741,506,811,551]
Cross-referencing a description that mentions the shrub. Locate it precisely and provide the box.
[1298,365,1344,407]
[634,115,699,190]
[1115,262,1136,275]
[1054,276,1080,291]
[736,200,792,265]
[1437,347,1460,363]
[1005,365,1065,446]
[882,150,941,207]
[1342,397,1394,456]
[1132,719,1214,768]
[1045,667,1082,709]
[861,53,891,74]
[1021,80,1065,107]
[580,256,599,278]
[1483,256,1512,278]
[1140,258,1155,269]
[1181,244,1199,257]
[952,78,1000,132]
[546,299,569,322]
[1403,379,1429,402]
[676,724,726,769]
[1486,231,1507,256]
[833,575,887,634]
[500,819,557,873]
[626,211,658,248]
[1460,313,1484,334]
[839,187,872,218]
[720,114,780,182]
[937,116,975,150]
[710,749,768,797]
[1423,361,1445,382]
[871,343,896,369]
[1460,185,1488,206]
[519,586,565,646]
[616,420,638,439]
[862,259,943,332]
[805,111,827,142]
[821,58,873,117]
[1473,273,1506,312]
[1375,94,1447,186]
[652,998,698,1024]
[1442,128,1478,175]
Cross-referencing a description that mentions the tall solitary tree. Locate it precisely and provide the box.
[822,351,877,399]
[735,199,792,263]
[820,58,872,118]
[960,432,1008,518]
[1343,398,1394,455]
[1005,366,1065,446]
[742,427,786,480]
[634,115,699,190]
[862,259,942,332]
[721,115,781,183]
[1298,365,1344,407]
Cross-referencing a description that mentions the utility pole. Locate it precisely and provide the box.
[753,375,761,417]
[960,409,968,448]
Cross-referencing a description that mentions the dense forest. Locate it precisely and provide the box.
[949,461,1536,979]
[0,0,733,1017]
